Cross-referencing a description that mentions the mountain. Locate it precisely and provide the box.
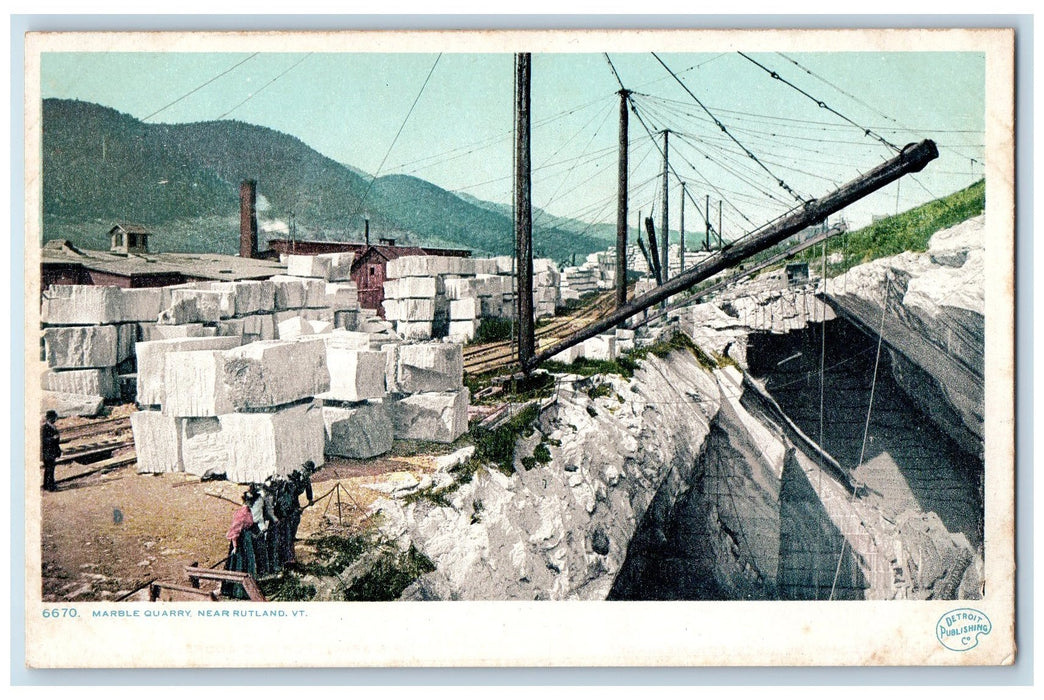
[40,99,609,261]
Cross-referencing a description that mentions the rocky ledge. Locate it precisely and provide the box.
[824,216,985,458]
[373,349,722,600]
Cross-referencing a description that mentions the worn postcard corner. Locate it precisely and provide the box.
[22,26,1015,669]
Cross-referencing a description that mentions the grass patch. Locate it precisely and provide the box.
[465,370,556,405]
[471,403,540,476]
[261,533,371,601]
[544,355,640,379]
[630,330,718,369]
[264,535,437,602]
[470,317,514,345]
[342,545,435,602]
[714,353,739,369]
[587,382,615,400]
[798,179,985,275]
[402,483,456,507]
[262,574,317,601]
[387,438,466,459]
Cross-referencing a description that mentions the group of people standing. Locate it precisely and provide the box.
[223,462,315,598]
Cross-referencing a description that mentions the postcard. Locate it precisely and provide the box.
[22,26,1015,668]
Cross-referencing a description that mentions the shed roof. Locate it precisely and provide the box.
[41,240,286,282]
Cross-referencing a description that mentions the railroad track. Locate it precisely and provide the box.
[59,415,132,443]
[463,290,619,375]
[55,413,134,468]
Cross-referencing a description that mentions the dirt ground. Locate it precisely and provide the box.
[39,416,446,602]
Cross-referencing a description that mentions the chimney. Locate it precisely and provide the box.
[239,179,258,258]
[364,218,370,246]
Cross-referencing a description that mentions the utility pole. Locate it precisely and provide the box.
[660,130,670,282]
[718,200,723,249]
[645,217,663,286]
[525,140,939,370]
[514,53,535,368]
[679,182,686,272]
[705,194,711,251]
[615,89,630,309]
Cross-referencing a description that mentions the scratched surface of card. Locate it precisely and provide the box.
[22,27,1015,667]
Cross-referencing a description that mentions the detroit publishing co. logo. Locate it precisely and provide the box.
[937,608,992,652]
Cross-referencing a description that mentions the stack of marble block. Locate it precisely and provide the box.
[441,274,511,342]
[131,335,329,483]
[382,255,499,341]
[548,327,635,364]
[585,250,618,290]
[383,254,564,343]
[314,335,472,458]
[40,285,148,411]
[384,342,470,444]
[131,331,473,478]
[487,256,560,319]
[559,265,599,302]
[317,332,395,460]
[532,258,561,318]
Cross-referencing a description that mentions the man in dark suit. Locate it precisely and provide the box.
[41,410,61,492]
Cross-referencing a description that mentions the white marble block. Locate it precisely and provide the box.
[42,391,105,418]
[287,254,333,279]
[447,320,478,343]
[169,289,231,321]
[179,416,231,477]
[119,288,164,322]
[472,258,498,276]
[42,285,122,325]
[131,410,183,474]
[44,368,119,400]
[116,323,137,363]
[390,389,469,443]
[582,334,617,361]
[138,323,216,341]
[163,350,235,417]
[322,402,393,459]
[323,348,388,402]
[324,282,359,310]
[396,321,433,340]
[270,276,306,310]
[44,325,118,369]
[322,330,374,350]
[277,315,317,340]
[210,280,275,315]
[396,277,438,299]
[220,338,330,410]
[396,342,464,393]
[398,299,436,321]
[443,277,476,300]
[318,252,355,282]
[550,344,585,364]
[301,278,326,308]
[449,298,479,320]
[213,318,246,340]
[220,402,325,483]
[135,336,242,407]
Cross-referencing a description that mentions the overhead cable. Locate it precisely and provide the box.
[652,51,810,206]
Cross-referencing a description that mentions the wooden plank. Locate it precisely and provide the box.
[56,438,135,465]
[150,581,219,602]
[56,452,136,484]
[184,566,267,602]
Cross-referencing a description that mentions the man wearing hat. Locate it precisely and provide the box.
[41,410,61,492]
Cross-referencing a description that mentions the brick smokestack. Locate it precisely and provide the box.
[239,179,258,258]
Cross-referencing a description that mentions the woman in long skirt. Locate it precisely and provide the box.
[222,492,257,599]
